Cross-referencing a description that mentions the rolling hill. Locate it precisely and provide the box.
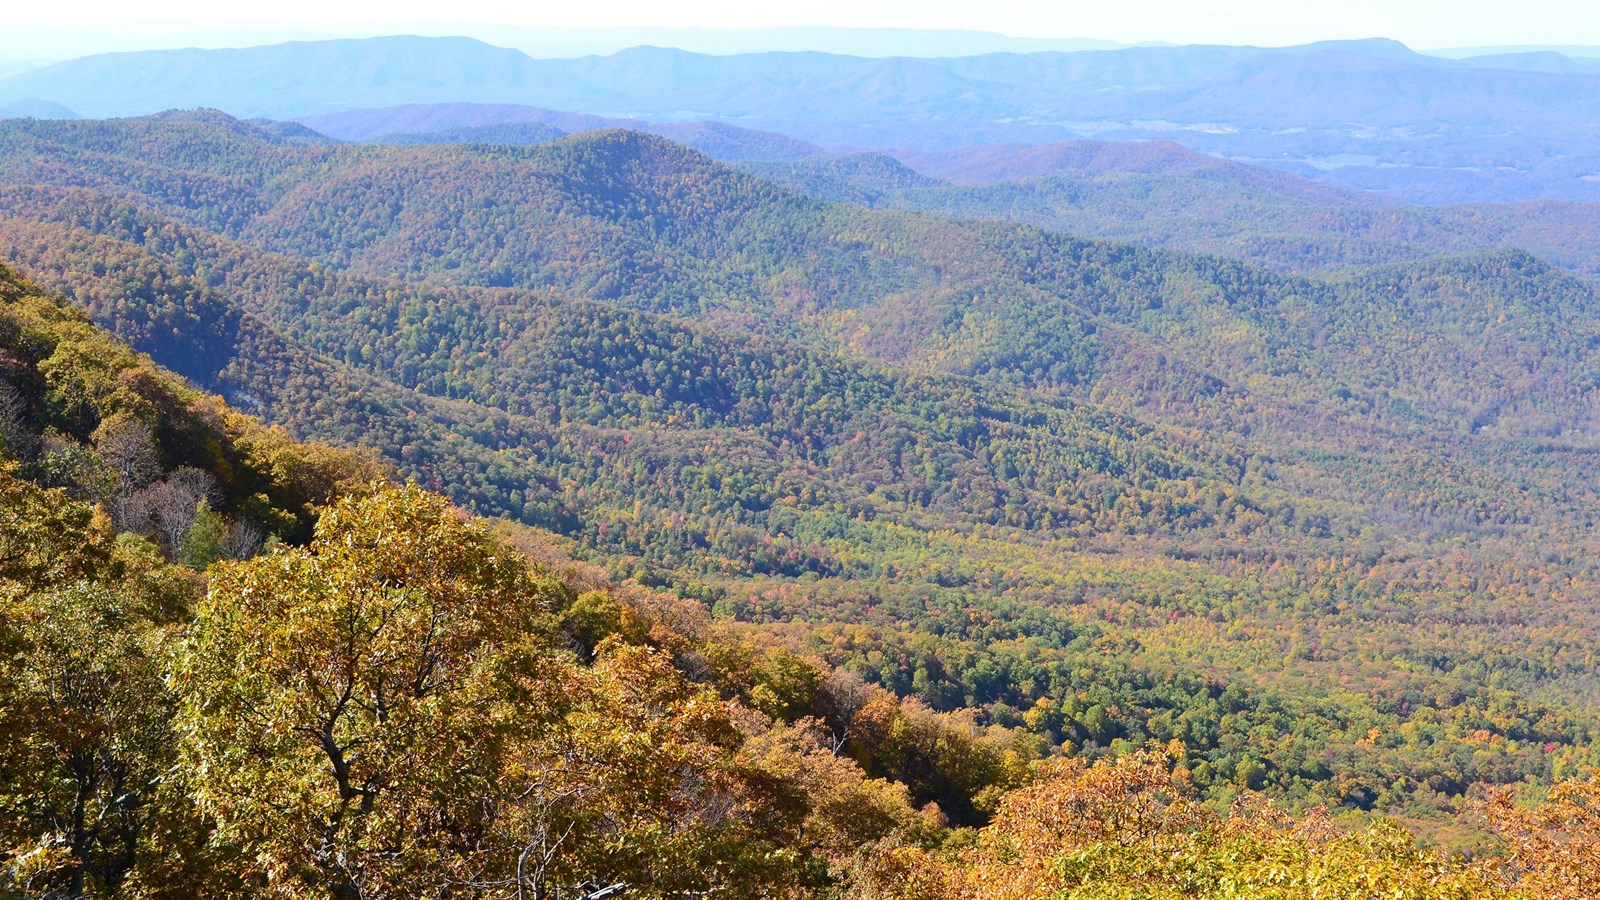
[295,109,1600,281]
[748,143,1600,280]
[4,256,1100,898]
[1,112,1599,855]
[5,113,1600,451]
[8,250,1592,897]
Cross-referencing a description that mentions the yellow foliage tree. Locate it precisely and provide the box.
[1483,773,1600,900]
[844,748,1512,900]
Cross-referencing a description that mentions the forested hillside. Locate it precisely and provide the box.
[279,104,1600,282]
[749,146,1600,281]
[3,258,1597,899]
[7,114,1599,439]
[2,112,1600,893]
[0,261,378,546]
[0,263,1012,896]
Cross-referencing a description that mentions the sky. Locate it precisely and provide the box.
[4,0,1599,59]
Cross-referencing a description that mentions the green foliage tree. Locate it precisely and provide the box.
[177,500,225,570]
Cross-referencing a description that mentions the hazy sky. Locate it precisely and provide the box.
[5,0,1598,55]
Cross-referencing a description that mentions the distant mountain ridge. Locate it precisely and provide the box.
[757,148,1600,279]
[0,99,80,119]
[298,101,832,162]
[891,140,1360,198]
[6,35,1600,201]
[306,107,1600,281]
[0,24,1132,63]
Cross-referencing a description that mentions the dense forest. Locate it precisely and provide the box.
[1,111,1599,895]
[739,142,1600,282]
[4,259,1598,899]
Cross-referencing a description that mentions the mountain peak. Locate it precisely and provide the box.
[1290,37,1422,59]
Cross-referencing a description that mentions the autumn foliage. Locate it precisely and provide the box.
[2,119,1600,899]
[5,462,1599,897]
[843,749,1598,900]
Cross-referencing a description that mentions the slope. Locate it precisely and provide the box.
[0,257,1069,895]
[7,270,1592,894]
[8,195,1600,840]
[2,116,1600,840]
[0,260,380,547]
[752,144,1600,281]
[5,115,1600,505]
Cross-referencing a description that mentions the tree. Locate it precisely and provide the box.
[864,748,1507,900]
[93,417,159,495]
[173,484,836,899]
[173,485,560,899]
[489,640,778,900]
[1483,773,1600,900]
[93,416,160,529]
[736,717,921,863]
[0,378,36,463]
[177,500,226,570]
[0,467,204,899]
[130,467,218,560]
[0,585,176,898]
[815,669,872,754]
[0,464,112,590]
